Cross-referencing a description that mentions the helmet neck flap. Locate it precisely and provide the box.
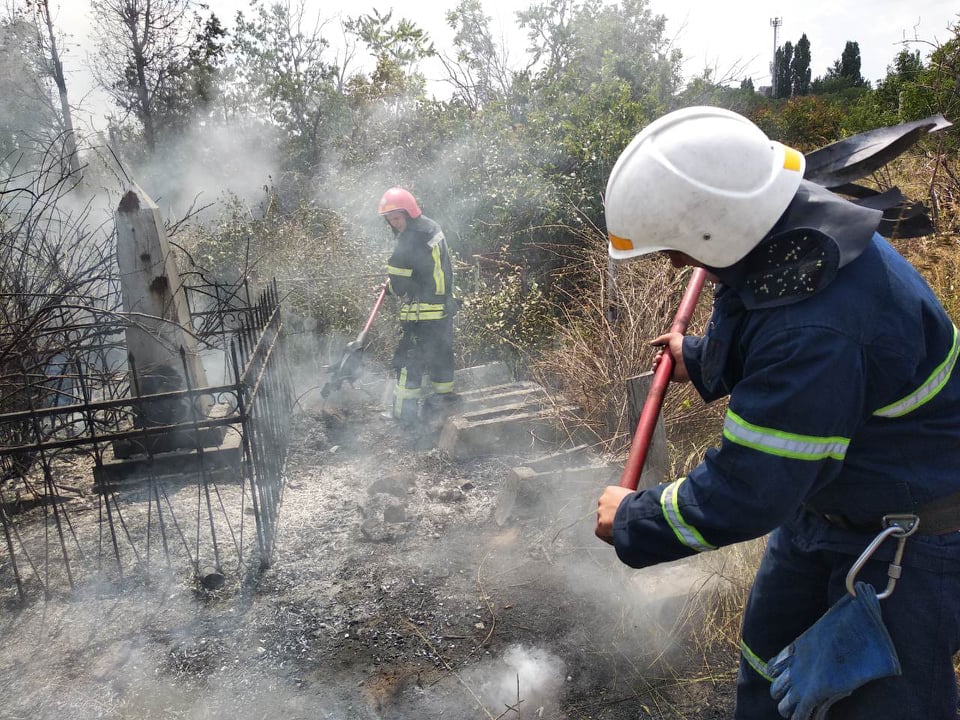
[708,181,883,310]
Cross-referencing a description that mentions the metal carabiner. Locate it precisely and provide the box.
[845,514,920,600]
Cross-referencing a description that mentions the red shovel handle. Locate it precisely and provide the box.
[357,281,389,343]
[618,267,708,490]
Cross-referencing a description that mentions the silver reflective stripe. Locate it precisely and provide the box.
[660,478,715,553]
[874,324,960,418]
[740,640,773,682]
[723,409,849,460]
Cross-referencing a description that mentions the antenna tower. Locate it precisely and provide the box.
[770,17,782,96]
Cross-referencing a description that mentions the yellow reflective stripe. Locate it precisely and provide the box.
[660,478,715,553]
[723,409,849,460]
[740,640,773,681]
[431,244,445,294]
[387,264,413,277]
[394,384,422,399]
[393,370,422,417]
[609,233,634,251]
[874,325,960,418]
[401,310,445,320]
[399,303,446,321]
[432,381,454,393]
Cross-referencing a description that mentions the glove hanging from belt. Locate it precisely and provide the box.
[768,581,901,720]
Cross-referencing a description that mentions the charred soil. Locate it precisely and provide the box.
[0,385,736,720]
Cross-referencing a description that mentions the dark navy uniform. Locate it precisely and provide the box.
[385,214,456,423]
[612,183,960,718]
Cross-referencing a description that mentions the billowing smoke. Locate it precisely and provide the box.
[469,644,567,717]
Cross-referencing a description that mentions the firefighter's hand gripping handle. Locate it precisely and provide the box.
[618,267,707,491]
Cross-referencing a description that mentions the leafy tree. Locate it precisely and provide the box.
[154,12,228,131]
[812,40,868,94]
[840,41,865,85]
[104,0,179,148]
[441,0,516,111]
[90,0,214,153]
[458,0,682,270]
[0,13,62,171]
[791,34,811,96]
[31,0,81,177]
[863,28,960,146]
[678,70,764,117]
[228,0,344,174]
[516,0,576,83]
[345,9,435,109]
[774,41,793,98]
[518,0,679,107]
[347,9,435,71]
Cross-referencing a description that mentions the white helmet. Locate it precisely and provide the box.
[605,106,806,268]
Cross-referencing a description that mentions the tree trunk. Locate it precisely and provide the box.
[38,0,81,178]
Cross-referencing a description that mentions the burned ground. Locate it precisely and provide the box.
[0,378,737,720]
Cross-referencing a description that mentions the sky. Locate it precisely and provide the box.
[200,0,956,87]
[50,0,959,130]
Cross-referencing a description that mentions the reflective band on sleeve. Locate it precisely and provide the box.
[723,409,849,460]
[431,244,445,294]
[660,478,716,553]
[387,264,413,277]
[874,325,960,418]
[740,640,773,682]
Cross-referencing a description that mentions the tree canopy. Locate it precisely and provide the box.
[2,0,956,286]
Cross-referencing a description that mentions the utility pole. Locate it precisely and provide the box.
[770,17,782,97]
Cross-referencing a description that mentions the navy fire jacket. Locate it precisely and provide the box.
[386,215,454,322]
[613,234,960,570]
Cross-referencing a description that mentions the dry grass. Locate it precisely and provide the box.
[531,236,722,462]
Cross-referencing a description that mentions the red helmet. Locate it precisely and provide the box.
[378,187,421,218]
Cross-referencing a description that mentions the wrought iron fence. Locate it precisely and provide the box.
[0,280,293,605]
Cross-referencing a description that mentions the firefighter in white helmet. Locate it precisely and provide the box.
[595,107,960,719]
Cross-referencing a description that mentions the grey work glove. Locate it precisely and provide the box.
[768,581,901,720]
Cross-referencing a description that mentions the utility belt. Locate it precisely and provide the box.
[806,488,960,536]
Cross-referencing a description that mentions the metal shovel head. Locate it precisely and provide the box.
[804,114,952,188]
[320,340,367,398]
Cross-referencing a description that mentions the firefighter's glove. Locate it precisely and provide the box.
[768,581,901,720]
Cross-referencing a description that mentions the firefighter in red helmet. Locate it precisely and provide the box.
[378,187,458,425]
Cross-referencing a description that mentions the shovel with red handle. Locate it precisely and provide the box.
[320,280,389,398]
[618,267,708,490]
